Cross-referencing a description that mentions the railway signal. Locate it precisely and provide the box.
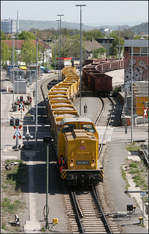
[15,118,20,126]
[10,117,15,126]
[18,103,24,111]
[144,108,148,118]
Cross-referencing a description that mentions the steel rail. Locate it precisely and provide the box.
[91,186,113,234]
[95,97,104,125]
[97,97,114,155]
[70,191,85,233]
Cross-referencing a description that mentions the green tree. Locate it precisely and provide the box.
[1,42,11,65]
[18,31,36,40]
[1,31,7,40]
[109,31,124,57]
[51,37,87,67]
[133,34,142,40]
[21,40,36,65]
[83,29,104,41]
[120,29,134,39]
[93,48,106,58]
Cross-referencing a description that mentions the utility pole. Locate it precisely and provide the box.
[76,4,86,116]
[35,37,38,143]
[131,40,134,143]
[46,141,49,229]
[57,14,64,81]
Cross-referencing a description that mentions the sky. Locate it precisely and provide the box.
[1,1,148,26]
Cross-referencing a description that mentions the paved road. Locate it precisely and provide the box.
[104,126,148,233]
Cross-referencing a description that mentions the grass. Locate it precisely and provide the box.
[2,198,23,214]
[41,226,46,232]
[126,143,140,152]
[2,223,7,231]
[121,166,130,190]
[127,160,148,191]
[5,160,27,191]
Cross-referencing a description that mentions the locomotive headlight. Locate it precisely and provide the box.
[70,160,74,168]
[91,160,95,168]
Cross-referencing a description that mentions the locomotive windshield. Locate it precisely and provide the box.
[62,124,75,133]
[82,124,95,133]
[62,122,95,133]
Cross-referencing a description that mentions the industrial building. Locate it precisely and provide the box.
[122,39,148,124]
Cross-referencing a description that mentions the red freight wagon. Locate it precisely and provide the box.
[90,73,112,96]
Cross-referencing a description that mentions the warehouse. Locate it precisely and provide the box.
[122,39,148,124]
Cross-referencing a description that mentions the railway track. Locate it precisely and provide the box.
[41,76,121,233]
[64,185,120,233]
[95,97,114,126]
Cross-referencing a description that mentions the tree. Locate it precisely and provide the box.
[120,29,134,39]
[21,40,36,65]
[18,31,36,40]
[51,37,87,67]
[93,48,106,58]
[83,29,104,41]
[1,41,11,65]
[1,31,7,40]
[109,31,124,57]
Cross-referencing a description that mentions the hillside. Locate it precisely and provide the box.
[130,22,148,34]
[17,20,148,34]
[19,20,94,31]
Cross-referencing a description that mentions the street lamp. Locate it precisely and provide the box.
[56,19,60,80]
[57,14,64,80]
[43,136,54,230]
[76,4,86,116]
[12,34,15,108]
[118,26,121,60]
[35,37,38,143]
[131,39,134,143]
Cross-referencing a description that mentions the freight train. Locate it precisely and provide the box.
[48,66,103,186]
[82,58,124,96]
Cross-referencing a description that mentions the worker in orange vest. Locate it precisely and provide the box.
[59,155,67,173]
[59,155,64,173]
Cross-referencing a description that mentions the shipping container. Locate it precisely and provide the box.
[136,96,148,116]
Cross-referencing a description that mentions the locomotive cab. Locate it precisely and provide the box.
[57,117,103,185]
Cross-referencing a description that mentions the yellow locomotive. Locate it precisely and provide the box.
[48,66,103,185]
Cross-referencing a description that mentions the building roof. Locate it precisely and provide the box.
[2,40,50,49]
[124,40,148,47]
[84,40,104,52]
[96,38,114,43]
